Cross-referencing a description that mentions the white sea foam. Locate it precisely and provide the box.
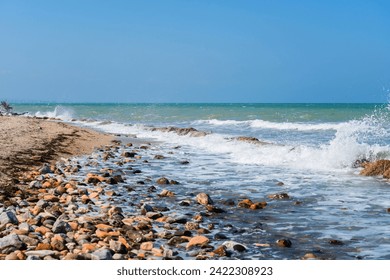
[34,106,75,121]
[196,119,346,131]
[75,114,390,173]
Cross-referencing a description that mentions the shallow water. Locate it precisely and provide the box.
[14,103,390,259]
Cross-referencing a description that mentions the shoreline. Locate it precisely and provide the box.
[0,115,388,260]
[0,116,113,194]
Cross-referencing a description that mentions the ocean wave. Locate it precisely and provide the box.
[33,106,75,121]
[195,119,346,131]
[73,117,390,173]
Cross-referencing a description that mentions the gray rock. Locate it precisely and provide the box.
[0,210,19,226]
[39,163,53,174]
[52,219,72,234]
[18,222,31,234]
[109,240,127,254]
[27,255,41,260]
[0,234,24,254]
[25,250,57,257]
[112,253,125,260]
[141,204,154,213]
[91,248,113,260]
[18,235,39,247]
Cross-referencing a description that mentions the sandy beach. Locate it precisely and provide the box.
[0,116,113,195]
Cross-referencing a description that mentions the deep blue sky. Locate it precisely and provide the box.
[1,0,389,103]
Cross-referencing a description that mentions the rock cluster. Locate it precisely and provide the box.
[0,137,344,260]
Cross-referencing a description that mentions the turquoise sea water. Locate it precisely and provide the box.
[12,103,390,259]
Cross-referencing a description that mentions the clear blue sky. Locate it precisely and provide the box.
[1,0,389,103]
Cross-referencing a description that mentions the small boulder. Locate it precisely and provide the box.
[156,177,170,185]
[196,193,213,205]
[0,234,24,254]
[276,239,292,247]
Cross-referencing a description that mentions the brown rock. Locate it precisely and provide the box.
[43,194,59,202]
[36,243,52,250]
[82,243,97,253]
[35,226,51,235]
[152,248,163,257]
[159,189,175,197]
[156,177,170,185]
[360,159,390,177]
[196,193,213,205]
[185,222,200,231]
[238,199,253,208]
[51,234,65,251]
[213,245,227,256]
[276,239,292,247]
[302,253,317,259]
[186,235,209,249]
[5,252,20,260]
[250,201,267,210]
[140,241,153,251]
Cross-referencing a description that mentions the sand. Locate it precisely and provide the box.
[0,116,113,188]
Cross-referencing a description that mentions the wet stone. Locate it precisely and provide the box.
[196,193,213,205]
[174,230,192,237]
[237,199,253,208]
[268,193,290,200]
[213,245,228,257]
[179,200,191,206]
[186,235,210,249]
[214,233,228,240]
[156,177,170,185]
[146,212,163,220]
[329,239,344,245]
[159,189,175,197]
[222,241,247,252]
[222,199,236,206]
[168,236,188,246]
[206,205,225,213]
[276,239,292,248]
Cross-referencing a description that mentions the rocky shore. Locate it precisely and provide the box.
[1,116,388,260]
[0,118,301,260]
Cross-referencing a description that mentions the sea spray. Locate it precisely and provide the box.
[34,105,75,121]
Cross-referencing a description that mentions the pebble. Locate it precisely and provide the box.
[186,235,209,249]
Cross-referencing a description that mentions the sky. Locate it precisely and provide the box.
[0,0,390,103]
